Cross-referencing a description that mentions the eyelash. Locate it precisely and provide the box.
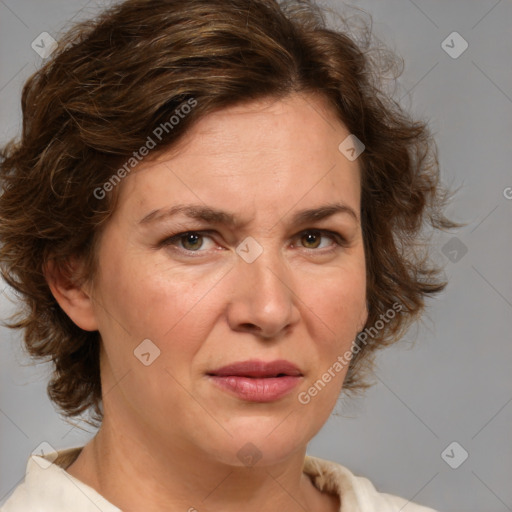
[159,229,348,256]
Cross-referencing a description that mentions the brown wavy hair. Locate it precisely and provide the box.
[0,0,457,425]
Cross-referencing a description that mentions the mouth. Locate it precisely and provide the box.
[207,359,302,378]
[206,359,303,402]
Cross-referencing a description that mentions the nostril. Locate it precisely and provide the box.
[240,323,259,331]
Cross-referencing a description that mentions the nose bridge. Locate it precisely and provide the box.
[241,236,292,302]
[228,236,298,336]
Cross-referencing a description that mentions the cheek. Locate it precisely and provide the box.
[95,261,221,410]
[301,264,366,340]
[144,268,228,345]
[95,238,222,343]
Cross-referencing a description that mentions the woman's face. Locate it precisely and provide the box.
[87,93,368,466]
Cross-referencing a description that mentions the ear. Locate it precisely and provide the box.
[44,257,99,332]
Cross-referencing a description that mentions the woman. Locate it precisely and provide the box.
[0,0,455,510]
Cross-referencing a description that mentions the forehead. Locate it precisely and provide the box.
[115,93,361,223]
[170,93,346,161]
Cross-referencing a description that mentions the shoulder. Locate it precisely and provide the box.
[0,447,120,512]
[303,455,439,512]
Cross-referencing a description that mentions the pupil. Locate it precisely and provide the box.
[304,232,320,248]
[184,233,202,250]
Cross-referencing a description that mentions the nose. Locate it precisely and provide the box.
[226,245,300,340]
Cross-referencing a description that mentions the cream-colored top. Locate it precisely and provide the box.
[0,447,438,511]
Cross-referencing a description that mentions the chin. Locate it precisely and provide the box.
[201,422,309,469]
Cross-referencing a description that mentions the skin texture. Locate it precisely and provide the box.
[48,93,368,512]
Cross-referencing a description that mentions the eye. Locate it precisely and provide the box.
[161,231,217,253]
[296,229,345,251]
[159,228,347,256]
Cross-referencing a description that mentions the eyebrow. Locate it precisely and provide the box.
[139,202,359,228]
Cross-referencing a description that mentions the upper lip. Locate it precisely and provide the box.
[208,359,302,378]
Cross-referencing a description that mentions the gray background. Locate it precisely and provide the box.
[1,1,511,511]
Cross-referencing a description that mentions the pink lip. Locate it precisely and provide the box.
[207,359,303,402]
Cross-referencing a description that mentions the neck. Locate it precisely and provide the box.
[66,416,336,512]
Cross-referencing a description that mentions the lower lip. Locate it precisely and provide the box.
[208,375,302,402]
